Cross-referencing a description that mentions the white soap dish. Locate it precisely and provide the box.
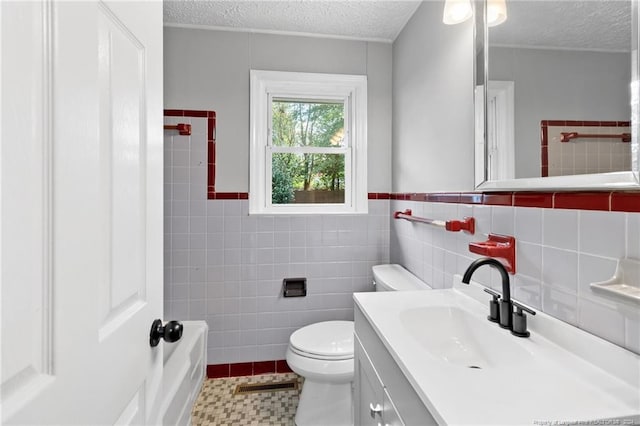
[590,258,640,304]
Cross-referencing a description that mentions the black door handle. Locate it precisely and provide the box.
[149,319,183,347]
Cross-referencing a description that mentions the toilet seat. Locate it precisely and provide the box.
[289,321,354,360]
[288,345,353,361]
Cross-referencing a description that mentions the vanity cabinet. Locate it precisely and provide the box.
[354,306,436,426]
[354,285,640,424]
[355,337,404,426]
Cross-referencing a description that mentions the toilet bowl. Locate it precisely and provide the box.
[286,264,430,426]
[286,321,354,426]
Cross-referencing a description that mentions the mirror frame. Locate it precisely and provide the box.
[474,0,640,191]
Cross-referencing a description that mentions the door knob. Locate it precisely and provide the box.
[149,319,183,347]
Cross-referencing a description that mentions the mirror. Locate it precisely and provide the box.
[475,0,640,190]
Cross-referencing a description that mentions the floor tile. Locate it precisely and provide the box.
[192,373,302,426]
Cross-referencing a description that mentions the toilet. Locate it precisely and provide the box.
[286,264,431,426]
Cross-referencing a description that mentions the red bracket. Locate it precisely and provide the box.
[445,217,475,234]
[393,209,411,219]
[164,123,192,136]
[469,234,516,274]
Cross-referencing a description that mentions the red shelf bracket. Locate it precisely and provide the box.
[393,209,412,220]
[445,217,475,234]
[164,123,192,136]
[469,234,516,274]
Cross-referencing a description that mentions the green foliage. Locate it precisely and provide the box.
[272,101,344,148]
[316,154,344,191]
[271,101,346,201]
[272,154,295,204]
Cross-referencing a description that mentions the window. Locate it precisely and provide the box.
[250,70,367,214]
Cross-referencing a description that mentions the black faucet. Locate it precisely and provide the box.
[462,257,512,330]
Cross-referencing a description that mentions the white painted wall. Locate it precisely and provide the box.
[392,1,475,192]
[163,27,392,193]
[490,47,631,178]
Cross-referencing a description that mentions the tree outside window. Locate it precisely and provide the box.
[271,101,345,204]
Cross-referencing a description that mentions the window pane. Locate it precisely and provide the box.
[272,100,345,148]
[272,153,345,204]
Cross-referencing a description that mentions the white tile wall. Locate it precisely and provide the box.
[390,199,640,355]
[164,117,390,364]
[164,116,637,360]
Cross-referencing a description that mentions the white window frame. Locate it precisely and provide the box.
[249,70,368,214]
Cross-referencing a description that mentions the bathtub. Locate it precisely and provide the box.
[156,320,208,426]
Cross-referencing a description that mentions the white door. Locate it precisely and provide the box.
[1,1,164,424]
[486,81,515,181]
[474,81,515,185]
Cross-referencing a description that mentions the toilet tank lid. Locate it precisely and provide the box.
[372,264,432,291]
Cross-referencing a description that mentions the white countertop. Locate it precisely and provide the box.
[353,277,640,425]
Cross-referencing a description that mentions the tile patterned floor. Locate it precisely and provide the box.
[191,373,303,426]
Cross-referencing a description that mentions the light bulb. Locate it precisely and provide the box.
[487,0,507,27]
[443,0,473,25]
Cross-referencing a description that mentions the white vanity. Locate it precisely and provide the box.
[354,305,437,426]
[353,276,640,425]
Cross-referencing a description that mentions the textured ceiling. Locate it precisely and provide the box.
[490,0,631,51]
[164,0,632,50]
[163,0,423,42]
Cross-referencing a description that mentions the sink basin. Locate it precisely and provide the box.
[399,306,531,369]
[353,276,640,425]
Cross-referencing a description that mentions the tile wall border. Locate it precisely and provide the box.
[164,111,638,212]
[387,191,640,212]
[207,360,293,379]
[165,109,218,199]
[188,190,639,212]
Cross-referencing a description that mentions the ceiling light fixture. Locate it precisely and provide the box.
[442,0,473,25]
[442,0,507,27]
[487,0,507,27]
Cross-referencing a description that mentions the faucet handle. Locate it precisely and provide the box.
[483,288,501,299]
[483,288,501,323]
[511,300,536,338]
[512,300,536,315]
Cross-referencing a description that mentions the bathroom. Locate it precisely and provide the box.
[2,0,639,424]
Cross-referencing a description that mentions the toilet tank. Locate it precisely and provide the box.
[372,264,432,291]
